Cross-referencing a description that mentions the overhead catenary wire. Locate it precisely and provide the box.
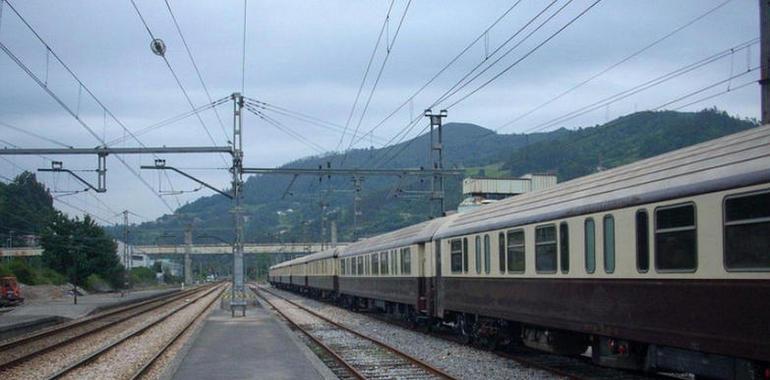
[495,0,735,133]
[163,0,230,142]
[241,0,248,94]
[373,0,604,169]
[335,0,396,153]
[1,0,178,213]
[344,0,412,160]
[348,0,526,149]
[129,0,230,167]
[244,106,326,154]
[443,0,604,110]
[362,0,570,168]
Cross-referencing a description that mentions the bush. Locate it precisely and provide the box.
[38,267,67,285]
[7,259,38,284]
[84,274,112,292]
[130,267,157,286]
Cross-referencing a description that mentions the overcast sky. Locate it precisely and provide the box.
[0,0,760,225]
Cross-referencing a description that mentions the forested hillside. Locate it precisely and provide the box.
[122,108,757,245]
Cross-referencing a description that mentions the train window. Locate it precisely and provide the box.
[506,229,525,273]
[483,234,491,274]
[372,253,379,275]
[401,248,412,275]
[358,256,364,275]
[535,225,557,273]
[381,252,389,275]
[450,239,463,273]
[498,232,506,273]
[365,255,370,275]
[655,203,697,271]
[475,236,482,274]
[636,210,650,272]
[724,191,770,270]
[603,215,615,273]
[559,222,569,273]
[463,238,469,273]
[392,249,398,275]
[585,218,596,273]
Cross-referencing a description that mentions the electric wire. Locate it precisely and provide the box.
[362,0,568,168]
[348,0,525,149]
[344,0,412,158]
[1,1,181,212]
[495,0,735,133]
[163,0,230,142]
[129,0,230,167]
[0,121,73,148]
[244,106,326,154]
[335,0,396,153]
[241,0,247,94]
[443,0,604,110]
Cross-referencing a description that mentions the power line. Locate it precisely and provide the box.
[2,0,177,212]
[363,0,567,168]
[129,0,230,167]
[244,106,326,154]
[163,0,230,142]
[344,0,412,160]
[336,0,396,153]
[443,0,604,110]
[348,0,525,149]
[495,0,735,133]
[0,121,73,148]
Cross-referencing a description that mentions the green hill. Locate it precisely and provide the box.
[121,108,757,245]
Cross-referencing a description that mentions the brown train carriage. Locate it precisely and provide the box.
[432,125,770,378]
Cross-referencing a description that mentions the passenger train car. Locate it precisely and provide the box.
[269,125,770,379]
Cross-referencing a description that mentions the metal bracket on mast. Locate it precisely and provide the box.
[38,159,106,193]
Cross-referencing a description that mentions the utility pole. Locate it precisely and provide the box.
[761,0,770,124]
[230,92,246,317]
[184,224,193,286]
[122,211,130,294]
[330,220,338,248]
[351,176,363,241]
[425,109,447,217]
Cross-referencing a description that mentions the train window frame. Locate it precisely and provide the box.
[585,218,596,274]
[483,234,491,274]
[603,215,615,274]
[723,189,770,272]
[636,209,650,273]
[462,238,469,273]
[498,232,506,273]
[475,236,482,274]
[506,229,525,273]
[372,253,379,275]
[654,202,698,273]
[535,224,557,273]
[559,222,569,274]
[401,247,412,275]
[381,251,389,275]
[450,239,463,273]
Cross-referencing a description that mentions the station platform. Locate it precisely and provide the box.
[170,301,337,380]
[0,287,179,341]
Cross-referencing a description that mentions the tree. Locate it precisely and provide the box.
[41,212,124,289]
[0,172,55,246]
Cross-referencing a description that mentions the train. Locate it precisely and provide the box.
[269,125,770,380]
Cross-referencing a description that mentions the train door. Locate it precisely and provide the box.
[417,244,427,314]
[432,239,442,318]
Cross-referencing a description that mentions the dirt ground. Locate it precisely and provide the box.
[18,284,88,303]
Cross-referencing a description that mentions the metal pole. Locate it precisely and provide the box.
[425,109,447,217]
[231,92,245,316]
[123,211,129,294]
[761,0,770,124]
[184,224,193,286]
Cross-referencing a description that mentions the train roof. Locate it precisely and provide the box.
[435,124,770,239]
[340,215,455,257]
[269,247,338,270]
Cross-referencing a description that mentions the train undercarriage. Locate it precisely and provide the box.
[269,282,769,380]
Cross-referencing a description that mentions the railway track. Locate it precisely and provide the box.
[0,283,225,379]
[254,286,456,380]
[262,286,672,380]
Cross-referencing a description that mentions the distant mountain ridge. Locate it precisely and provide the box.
[118,108,757,245]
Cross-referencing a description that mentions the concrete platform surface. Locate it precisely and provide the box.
[0,287,179,339]
[171,303,336,380]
